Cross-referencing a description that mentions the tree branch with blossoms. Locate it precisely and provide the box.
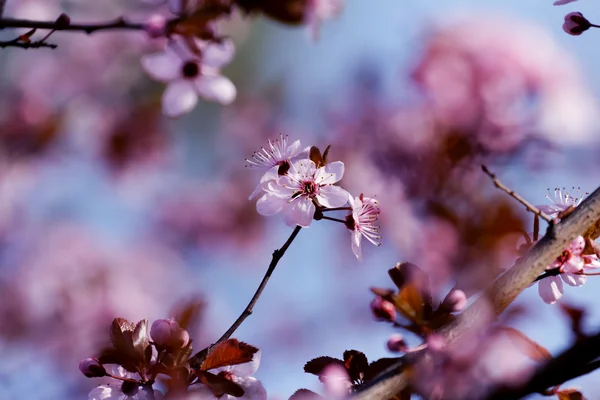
[352,182,600,400]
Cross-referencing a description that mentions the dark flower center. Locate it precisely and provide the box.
[556,250,571,265]
[121,381,139,396]
[302,181,317,195]
[277,160,290,176]
[182,61,200,78]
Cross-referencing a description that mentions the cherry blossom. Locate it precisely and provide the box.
[563,12,592,36]
[345,193,381,260]
[87,365,163,400]
[537,187,584,219]
[193,352,267,400]
[141,37,236,117]
[537,236,600,304]
[255,159,349,227]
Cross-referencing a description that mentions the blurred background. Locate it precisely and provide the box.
[1,0,600,398]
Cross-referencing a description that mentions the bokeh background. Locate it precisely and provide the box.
[2,0,600,398]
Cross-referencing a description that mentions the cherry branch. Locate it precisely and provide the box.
[188,225,303,369]
[0,38,57,49]
[353,185,600,399]
[0,16,145,34]
[481,165,553,223]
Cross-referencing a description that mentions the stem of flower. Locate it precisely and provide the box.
[320,215,347,224]
[0,17,145,34]
[481,165,553,223]
[187,225,303,369]
[321,207,352,213]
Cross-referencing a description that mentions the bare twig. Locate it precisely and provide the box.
[481,165,553,223]
[353,185,600,399]
[0,38,56,49]
[0,17,144,34]
[188,225,303,369]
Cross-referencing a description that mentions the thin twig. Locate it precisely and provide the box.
[354,185,600,399]
[481,165,553,223]
[321,215,347,224]
[188,225,302,369]
[0,38,57,49]
[321,207,352,213]
[0,17,145,34]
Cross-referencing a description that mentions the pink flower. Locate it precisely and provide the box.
[345,194,381,260]
[87,366,163,400]
[141,37,236,117]
[255,159,349,227]
[194,352,267,400]
[305,0,344,40]
[537,236,600,304]
[321,364,351,398]
[246,135,303,172]
[554,0,578,5]
[563,12,592,36]
[441,289,467,312]
[537,187,584,219]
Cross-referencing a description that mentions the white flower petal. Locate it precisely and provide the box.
[141,50,182,83]
[562,272,587,287]
[286,140,302,158]
[230,376,267,400]
[248,183,263,201]
[256,193,286,216]
[351,230,362,261]
[316,161,345,185]
[283,198,315,227]
[162,80,198,118]
[230,351,261,377]
[538,276,563,304]
[317,185,350,208]
[194,75,236,105]
[88,386,118,400]
[203,39,236,69]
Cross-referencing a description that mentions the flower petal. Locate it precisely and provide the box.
[230,351,261,377]
[231,376,267,400]
[88,386,118,400]
[203,39,235,69]
[162,80,198,118]
[286,140,302,158]
[351,230,362,261]
[141,49,182,83]
[194,75,236,105]
[562,272,587,287]
[283,198,315,227]
[317,185,350,208]
[256,193,286,216]
[538,276,563,304]
[315,161,345,185]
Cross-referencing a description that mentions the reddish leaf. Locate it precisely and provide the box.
[557,388,586,400]
[393,283,424,324]
[304,356,344,376]
[132,319,150,353]
[201,339,258,371]
[389,262,432,318]
[500,327,552,362]
[289,389,324,399]
[309,146,324,168]
[343,350,368,382]
[195,370,244,397]
[109,317,134,350]
[370,287,395,298]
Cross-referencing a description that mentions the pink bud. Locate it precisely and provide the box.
[150,318,190,349]
[78,358,107,378]
[387,334,408,353]
[144,14,167,39]
[426,334,446,354]
[563,12,591,36]
[370,296,396,322]
[441,289,467,312]
[321,364,351,398]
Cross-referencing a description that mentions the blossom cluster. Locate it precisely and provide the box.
[246,135,381,260]
[140,0,345,117]
[80,317,265,400]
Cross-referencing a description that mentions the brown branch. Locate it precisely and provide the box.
[0,17,145,34]
[188,225,303,369]
[481,165,553,223]
[0,38,57,49]
[353,185,600,399]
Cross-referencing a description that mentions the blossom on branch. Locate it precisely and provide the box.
[88,365,163,400]
[345,193,381,260]
[255,159,349,227]
[537,187,584,219]
[141,37,236,117]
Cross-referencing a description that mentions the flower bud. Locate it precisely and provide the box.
[426,334,446,355]
[78,358,107,378]
[386,334,408,353]
[370,296,396,322]
[441,289,467,312]
[55,13,71,29]
[563,12,591,36]
[144,14,167,39]
[150,318,190,348]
